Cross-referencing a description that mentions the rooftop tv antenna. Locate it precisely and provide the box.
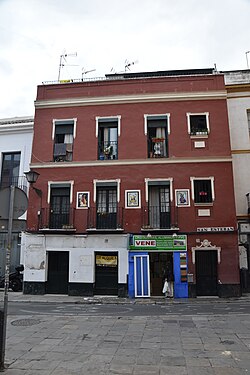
[82,67,96,79]
[124,59,138,72]
[58,51,78,81]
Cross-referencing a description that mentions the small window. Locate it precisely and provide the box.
[97,117,119,160]
[145,115,169,158]
[187,113,209,136]
[1,152,21,188]
[193,179,213,203]
[53,119,76,162]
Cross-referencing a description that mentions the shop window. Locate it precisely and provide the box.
[191,178,214,204]
[145,115,169,158]
[53,119,76,162]
[96,117,120,160]
[187,113,209,136]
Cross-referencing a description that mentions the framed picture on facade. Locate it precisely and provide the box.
[175,189,190,207]
[125,190,141,208]
[77,192,89,209]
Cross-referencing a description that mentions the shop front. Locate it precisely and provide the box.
[128,235,188,298]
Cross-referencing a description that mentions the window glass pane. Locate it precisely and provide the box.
[55,124,74,135]
[190,115,207,134]
[194,180,212,203]
[1,152,21,187]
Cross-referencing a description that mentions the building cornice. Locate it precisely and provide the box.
[227,90,250,99]
[0,117,34,134]
[30,156,232,169]
[35,90,227,109]
[231,149,250,154]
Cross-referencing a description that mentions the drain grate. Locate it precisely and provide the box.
[11,319,41,327]
[221,340,235,345]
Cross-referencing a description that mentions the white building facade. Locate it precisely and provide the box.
[0,116,33,276]
[224,71,250,289]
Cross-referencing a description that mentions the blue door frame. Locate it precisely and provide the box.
[129,251,188,298]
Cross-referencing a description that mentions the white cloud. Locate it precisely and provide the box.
[1,0,250,117]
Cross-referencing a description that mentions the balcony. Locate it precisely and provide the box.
[53,143,73,162]
[98,141,118,160]
[87,207,124,231]
[39,207,76,231]
[148,138,168,158]
[141,204,178,231]
[0,176,28,194]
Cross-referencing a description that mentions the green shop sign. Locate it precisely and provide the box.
[130,235,187,251]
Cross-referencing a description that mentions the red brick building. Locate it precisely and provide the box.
[22,68,240,298]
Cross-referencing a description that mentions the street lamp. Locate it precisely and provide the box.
[24,170,40,184]
[24,171,42,197]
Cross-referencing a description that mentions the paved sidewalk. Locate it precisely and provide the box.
[2,291,250,305]
[0,292,249,374]
[2,307,250,374]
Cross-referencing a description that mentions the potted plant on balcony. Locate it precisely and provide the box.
[104,145,113,158]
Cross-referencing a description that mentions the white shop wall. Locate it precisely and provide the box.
[22,233,129,283]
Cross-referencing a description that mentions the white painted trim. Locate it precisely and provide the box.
[186,112,210,135]
[191,239,221,264]
[30,157,232,170]
[190,176,215,201]
[145,177,173,202]
[52,118,77,140]
[47,180,74,204]
[95,115,121,138]
[134,255,150,297]
[144,113,171,135]
[93,178,121,202]
[35,91,227,109]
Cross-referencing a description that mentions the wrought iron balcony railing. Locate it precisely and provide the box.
[0,176,28,194]
[39,207,75,230]
[141,204,178,230]
[87,207,124,230]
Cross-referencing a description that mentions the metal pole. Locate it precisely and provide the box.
[246,51,250,70]
[0,185,15,371]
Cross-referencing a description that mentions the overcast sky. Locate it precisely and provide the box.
[1,0,250,118]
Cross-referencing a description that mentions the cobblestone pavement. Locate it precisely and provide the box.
[2,308,250,374]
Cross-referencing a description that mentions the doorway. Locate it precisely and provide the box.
[149,252,173,296]
[46,251,69,294]
[196,250,218,296]
[95,252,118,295]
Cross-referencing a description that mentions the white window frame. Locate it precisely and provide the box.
[95,116,121,138]
[190,177,215,203]
[47,180,74,204]
[144,178,173,202]
[93,179,121,203]
[191,239,221,264]
[52,118,77,140]
[144,114,171,135]
[186,112,210,135]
